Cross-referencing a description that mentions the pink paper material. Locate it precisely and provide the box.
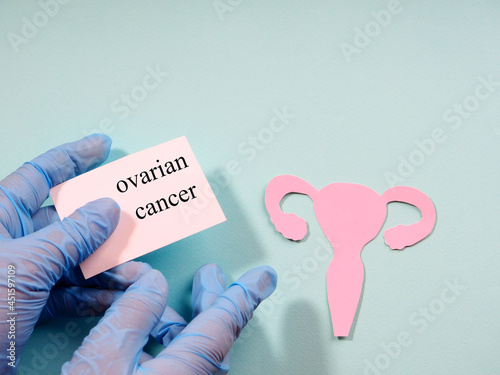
[265,175,436,337]
[50,136,226,279]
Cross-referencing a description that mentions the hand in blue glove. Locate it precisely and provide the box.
[0,134,149,373]
[0,134,278,374]
[62,263,277,374]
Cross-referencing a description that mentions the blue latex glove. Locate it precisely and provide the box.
[61,263,277,374]
[0,134,150,373]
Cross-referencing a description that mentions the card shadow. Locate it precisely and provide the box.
[137,170,267,321]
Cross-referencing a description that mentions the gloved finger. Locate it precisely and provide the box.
[31,205,59,231]
[37,286,124,323]
[61,270,168,375]
[150,306,187,347]
[0,134,111,238]
[191,263,230,375]
[192,263,226,318]
[138,351,154,365]
[21,197,120,287]
[140,266,277,375]
[57,261,153,291]
[149,263,227,348]
[0,223,12,239]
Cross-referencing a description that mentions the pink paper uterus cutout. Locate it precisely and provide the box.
[265,175,436,337]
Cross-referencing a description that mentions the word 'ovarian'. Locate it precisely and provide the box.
[116,156,189,193]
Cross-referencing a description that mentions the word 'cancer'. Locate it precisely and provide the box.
[136,186,198,219]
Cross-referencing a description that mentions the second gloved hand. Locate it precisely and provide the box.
[61,264,277,375]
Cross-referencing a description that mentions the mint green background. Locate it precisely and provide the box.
[1,1,500,374]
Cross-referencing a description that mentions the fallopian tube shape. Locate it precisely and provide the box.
[265,175,436,337]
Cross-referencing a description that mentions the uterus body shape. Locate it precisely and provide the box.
[265,175,436,337]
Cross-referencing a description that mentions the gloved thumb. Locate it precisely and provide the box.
[20,197,120,286]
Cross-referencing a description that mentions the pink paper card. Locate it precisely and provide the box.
[50,136,226,279]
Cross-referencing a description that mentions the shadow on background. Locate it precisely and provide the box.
[142,170,268,355]
[139,169,267,319]
[231,299,332,375]
[23,161,269,369]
